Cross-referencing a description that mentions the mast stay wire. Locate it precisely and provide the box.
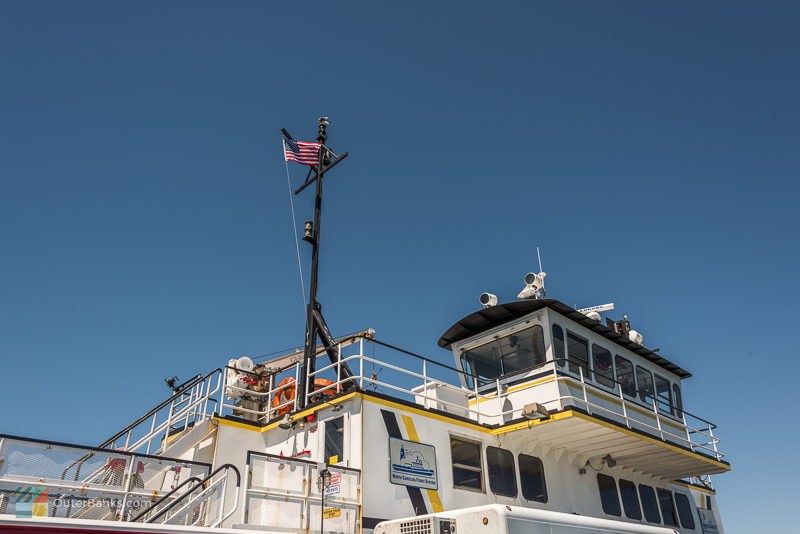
[283,144,307,310]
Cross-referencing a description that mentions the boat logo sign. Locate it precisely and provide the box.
[389,437,438,490]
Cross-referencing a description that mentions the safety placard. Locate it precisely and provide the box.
[323,507,341,519]
[389,437,438,490]
[324,472,341,496]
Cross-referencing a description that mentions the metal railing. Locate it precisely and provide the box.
[243,452,360,534]
[0,434,210,521]
[220,334,722,463]
[102,368,223,456]
[141,464,240,528]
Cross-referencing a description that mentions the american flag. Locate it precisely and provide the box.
[283,138,321,166]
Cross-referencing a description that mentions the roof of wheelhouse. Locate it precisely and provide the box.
[438,299,692,379]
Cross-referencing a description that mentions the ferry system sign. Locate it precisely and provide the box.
[389,437,438,490]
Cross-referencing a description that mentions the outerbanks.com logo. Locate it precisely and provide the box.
[15,486,48,518]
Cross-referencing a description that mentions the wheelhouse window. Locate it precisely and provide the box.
[592,344,614,388]
[673,384,683,417]
[567,331,589,377]
[619,479,642,520]
[615,356,636,397]
[324,417,344,464]
[638,484,662,524]
[552,324,565,367]
[596,474,621,516]
[460,325,546,387]
[636,366,655,405]
[450,436,483,491]
[657,488,679,527]
[655,375,673,414]
[486,446,517,497]
[674,493,696,530]
[518,454,547,503]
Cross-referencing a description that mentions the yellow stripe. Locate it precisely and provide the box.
[560,378,685,433]
[467,377,683,434]
[364,396,729,472]
[567,411,731,471]
[400,415,444,513]
[363,394,488,433]
[214,392,360,432]
[215,391,729,474]
[672,480,717,495]
[468,377,555,406]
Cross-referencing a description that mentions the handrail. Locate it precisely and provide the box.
[129,476,202,522]
[58,370,221,486]
[222,334,722,461]
[145,463,241,526]
[100,369,222,449]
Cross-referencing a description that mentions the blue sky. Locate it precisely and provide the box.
[1,2,797,532]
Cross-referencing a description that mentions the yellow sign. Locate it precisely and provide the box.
[323,507,341,519]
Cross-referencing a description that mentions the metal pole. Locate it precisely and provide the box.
[299,118,330,410]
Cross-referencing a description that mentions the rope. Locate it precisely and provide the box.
[283,145,306,308]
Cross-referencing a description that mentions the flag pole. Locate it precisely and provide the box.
[282,117,353,413]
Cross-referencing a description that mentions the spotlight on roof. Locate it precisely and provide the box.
[479,292,498,308]
[517,272,546,300]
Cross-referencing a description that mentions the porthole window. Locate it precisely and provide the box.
[518,454,547,503]
[552,324,565,367]
[657,489,679,526]
[592,345,614,388]
[619,479,642,520]
[638,484,662,524]
[450,436,483,491]
[486,446,517,497]
[567,331,589,377]
[674,493,696,530]
[596,474,621,516]
[615,356,636,397]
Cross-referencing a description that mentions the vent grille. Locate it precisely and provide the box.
[399,518,433,534]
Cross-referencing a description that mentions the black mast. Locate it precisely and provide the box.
[282,117,353,411]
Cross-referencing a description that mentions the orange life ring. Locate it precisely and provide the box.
[273,378,337,416]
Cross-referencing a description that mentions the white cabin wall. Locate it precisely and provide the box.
[358,394,707,534]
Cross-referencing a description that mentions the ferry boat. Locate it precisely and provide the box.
[0,120,729,534]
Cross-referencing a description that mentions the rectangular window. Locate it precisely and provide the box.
[673,384,683,417]
[636,366,655,405]
[674,493,696,530]
[619,479,642,520]
[460,326,547,385]
[552,324,565,367]
[615,356,636,397]
[657,489,679,527]
[638,484,662,524]
[450,437,483,491]
[324,417,345,464]
[486,446,517,497]
[518,454,547,503]
[596,474,621,516]
[592,345,614,388]
[655,375,673,414]
[567,331,589,377]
